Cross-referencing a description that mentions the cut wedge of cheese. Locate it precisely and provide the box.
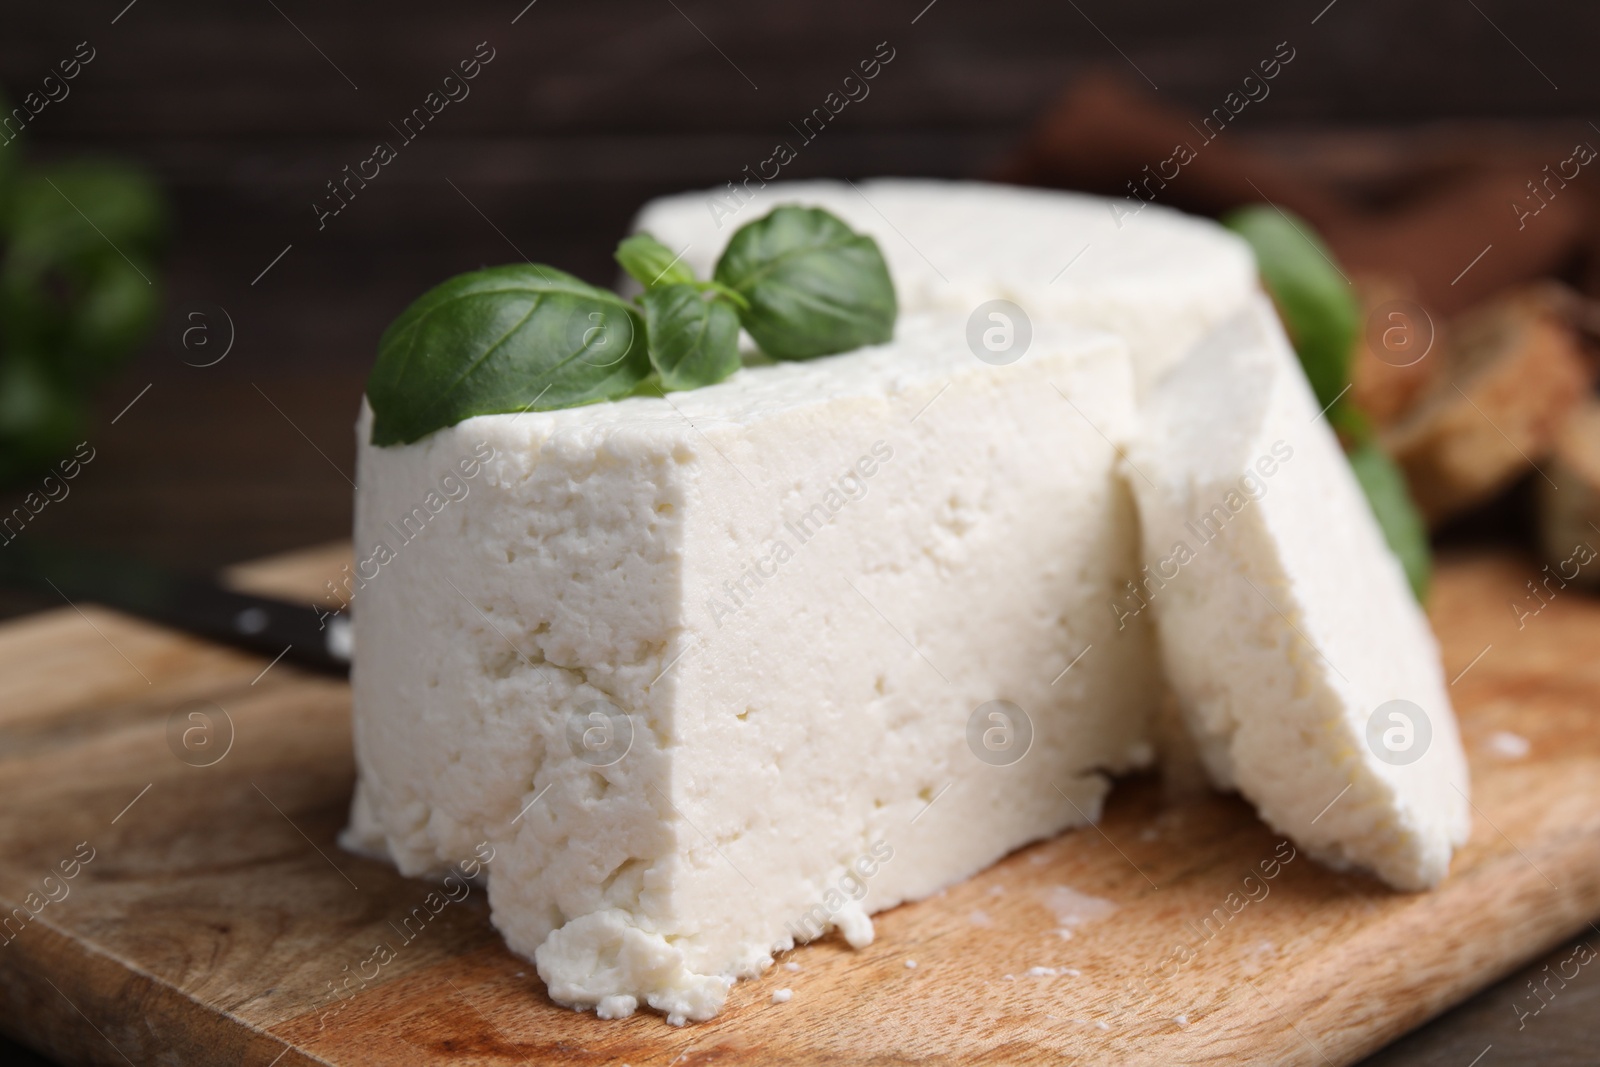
[343,314,1157,1022]
[630,178,1256,396]
[1125,297,1471,890]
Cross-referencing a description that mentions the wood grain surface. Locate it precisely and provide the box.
[1,544,1598,1066]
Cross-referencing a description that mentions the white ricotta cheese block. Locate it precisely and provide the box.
[1124,297,1471,890]
[628,178,1257,396]
[342,314,1157,1023]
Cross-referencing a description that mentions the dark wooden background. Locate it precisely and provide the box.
[3,1,1599,1063]
[4,0,1600,569]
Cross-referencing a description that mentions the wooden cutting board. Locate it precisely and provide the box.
[2,544,1598,1066]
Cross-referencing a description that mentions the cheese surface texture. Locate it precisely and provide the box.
[1125,298,1471,890]
[343,314,1157,1022]
[630,178,1257,395]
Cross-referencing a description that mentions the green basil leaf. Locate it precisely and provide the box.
[1329,399,1374,449]
[615,232,695,289]
[367,264,649,446]
[713,205,896,361]
[1348,441,1431,602]
[640,283,741,391]
[1223,205,1357,412]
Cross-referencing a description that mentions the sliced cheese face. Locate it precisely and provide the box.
[629,178,1257,396]
[1125,298,1471,890]
[343,314,1157,1023]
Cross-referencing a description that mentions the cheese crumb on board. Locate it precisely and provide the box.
[1125,298,1471,890]
[771,989,793,1004]
[1487,730,1531,759]
[1042,885,1119,928]
[343,314,1156,1022]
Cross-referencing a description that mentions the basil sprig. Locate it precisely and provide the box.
[368,206,896,444]
[614,231,748,391]
[619,210,896,380]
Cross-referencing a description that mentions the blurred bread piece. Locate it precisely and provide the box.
[1350,275,1444,430]
[1537,399,1600,587]
[1383,284,1595,525]
[1332,169,1591,315]
[997,73,1593,315]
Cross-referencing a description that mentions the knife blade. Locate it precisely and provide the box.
[0,542,350,675]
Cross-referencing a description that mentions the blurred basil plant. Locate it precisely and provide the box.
[0,89,167,485]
